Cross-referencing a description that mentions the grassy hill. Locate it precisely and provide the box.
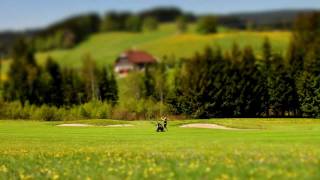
[36,24,291,68]
[0,24,291,81]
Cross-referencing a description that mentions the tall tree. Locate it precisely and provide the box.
[81,54,99,101]
[236,47,266,117]
[4,38,42,105]
[108,72,119,106]
[44,57,63,106]
[143,66,155,98]
[289,12,320,117]
[98,66,110,102]
[262,38,272,116]
[61,68,84,106]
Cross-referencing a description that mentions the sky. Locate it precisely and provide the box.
[0,0,320,31]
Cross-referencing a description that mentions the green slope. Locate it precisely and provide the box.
[36,24,291,68]
[0,24,291,80]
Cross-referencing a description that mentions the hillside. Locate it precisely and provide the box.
[36,24,291,68]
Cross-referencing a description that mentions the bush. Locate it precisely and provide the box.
[0,100,166,121]
[5,101,33,119]
[36,105,63,121]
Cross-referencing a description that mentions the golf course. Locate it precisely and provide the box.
[1,2,320,180]
[1,119,320,179]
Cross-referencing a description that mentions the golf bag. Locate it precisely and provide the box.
[156,123,164,132]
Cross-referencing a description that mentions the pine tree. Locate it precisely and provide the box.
[143,66,155,98]
[262,38,272,116]
[61,68,85,106]
[4,38,42,105]
[44,57,63,106]
[268,54,292,116]
[296,71,320,117]
[108,71,118,106]
[236,47,266,117]
[98,66,110,102]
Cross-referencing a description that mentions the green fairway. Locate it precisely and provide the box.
[0,119,320,179]
[36,24,291,68]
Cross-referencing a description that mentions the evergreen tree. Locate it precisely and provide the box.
[98,66,110,102]
[290,12,320,117]
[4,38,42,105]
[268,54,292,116]
[296,71,320,117]
[44,57,63,106]
[143,66,155,98]
[97,66,118,105]
[108,72,119,106]
[262,38,272,116]
[61,68,85,106]
[236,47,266,117]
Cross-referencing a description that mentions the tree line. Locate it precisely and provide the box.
[139,12,320,118]
[34,12,216,52]
[3,39,118,107]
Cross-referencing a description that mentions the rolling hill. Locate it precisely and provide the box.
[36,24,291,68]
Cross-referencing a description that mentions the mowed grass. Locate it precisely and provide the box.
[37,24,291,68]
[0,119,320,179]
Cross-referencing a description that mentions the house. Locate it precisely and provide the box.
[114,50,157,75]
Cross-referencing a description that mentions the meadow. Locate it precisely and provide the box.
[36,24,291,67]
[0,24,291,81]
[0,119,320,179]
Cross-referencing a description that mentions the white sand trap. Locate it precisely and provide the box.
[105,124,134,127]
[180,123,239,130]
[57,123,133,127]
[57,123,94,127]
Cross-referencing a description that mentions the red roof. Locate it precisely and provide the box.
[122,50,156,64]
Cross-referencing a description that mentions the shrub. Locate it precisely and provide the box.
[35,105,63,121]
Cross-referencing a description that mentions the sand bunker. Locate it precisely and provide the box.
[57,124,133,127]
[105,124,134,127]
[180,123,239,130]
[57,123,94,127]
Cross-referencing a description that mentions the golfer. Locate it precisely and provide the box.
[162,116,168,131]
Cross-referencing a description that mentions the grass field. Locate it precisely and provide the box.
[0,24,291,80]
[36,24,291,68]
[1,119,320,179]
